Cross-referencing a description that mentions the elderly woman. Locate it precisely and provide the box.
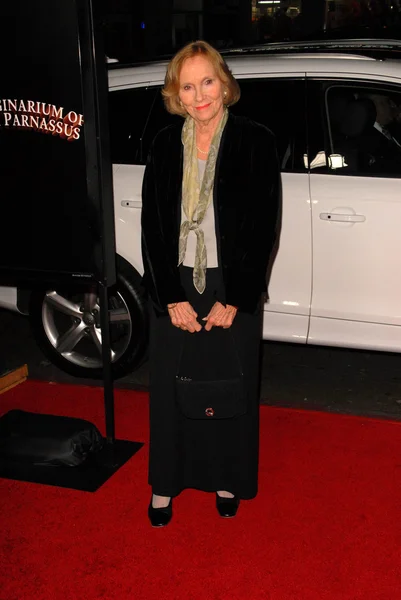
[141,40,280,527]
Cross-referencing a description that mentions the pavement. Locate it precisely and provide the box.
[1,308,401,421]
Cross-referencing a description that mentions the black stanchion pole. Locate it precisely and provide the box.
[99,283,116,464]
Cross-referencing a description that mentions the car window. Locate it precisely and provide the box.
[320,83,401,177]
[108,87,157,165]
[230,78,306,172]
[142,79,307,172]
[142,90,182,161]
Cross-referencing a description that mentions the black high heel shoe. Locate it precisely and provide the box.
[148,497,173,528]
[216,493,240,518]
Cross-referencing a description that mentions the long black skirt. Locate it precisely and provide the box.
[148,266,262,499]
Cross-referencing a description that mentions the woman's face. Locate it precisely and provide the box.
[178,55,225,125]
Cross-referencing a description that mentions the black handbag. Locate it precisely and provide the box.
[175,326,246,420]
[0,410,104,467]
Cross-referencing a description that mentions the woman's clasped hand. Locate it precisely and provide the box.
[167,301,238,331]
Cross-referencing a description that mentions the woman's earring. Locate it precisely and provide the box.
[223,90,227,102]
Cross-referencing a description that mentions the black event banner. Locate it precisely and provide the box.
[0,0,116,287]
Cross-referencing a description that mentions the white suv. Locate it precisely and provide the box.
[2,40,401,379]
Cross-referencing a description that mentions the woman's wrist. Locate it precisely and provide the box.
[167,302,178,309]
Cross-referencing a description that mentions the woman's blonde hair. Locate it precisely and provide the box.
[162,40,241,117]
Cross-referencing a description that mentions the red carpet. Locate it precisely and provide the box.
[1,380,401,600]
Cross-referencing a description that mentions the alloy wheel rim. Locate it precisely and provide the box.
[41,290,132,369]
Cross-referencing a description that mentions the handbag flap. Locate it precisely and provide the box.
[177,327,242,382]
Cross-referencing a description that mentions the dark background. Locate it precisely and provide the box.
[100,0,401,63]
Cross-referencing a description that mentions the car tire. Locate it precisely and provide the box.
[29,258,148,380]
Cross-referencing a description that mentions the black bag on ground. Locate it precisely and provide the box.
[0,410,104,467]
[175,327,246,420]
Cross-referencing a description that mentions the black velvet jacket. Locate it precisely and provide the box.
[141,112,280,315]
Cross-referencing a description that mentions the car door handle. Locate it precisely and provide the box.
[320,213,366,223]
[121,199,142,208]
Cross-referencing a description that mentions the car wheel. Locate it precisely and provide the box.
[29,259,148,379]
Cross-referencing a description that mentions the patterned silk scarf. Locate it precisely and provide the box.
[178,109,228,294]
